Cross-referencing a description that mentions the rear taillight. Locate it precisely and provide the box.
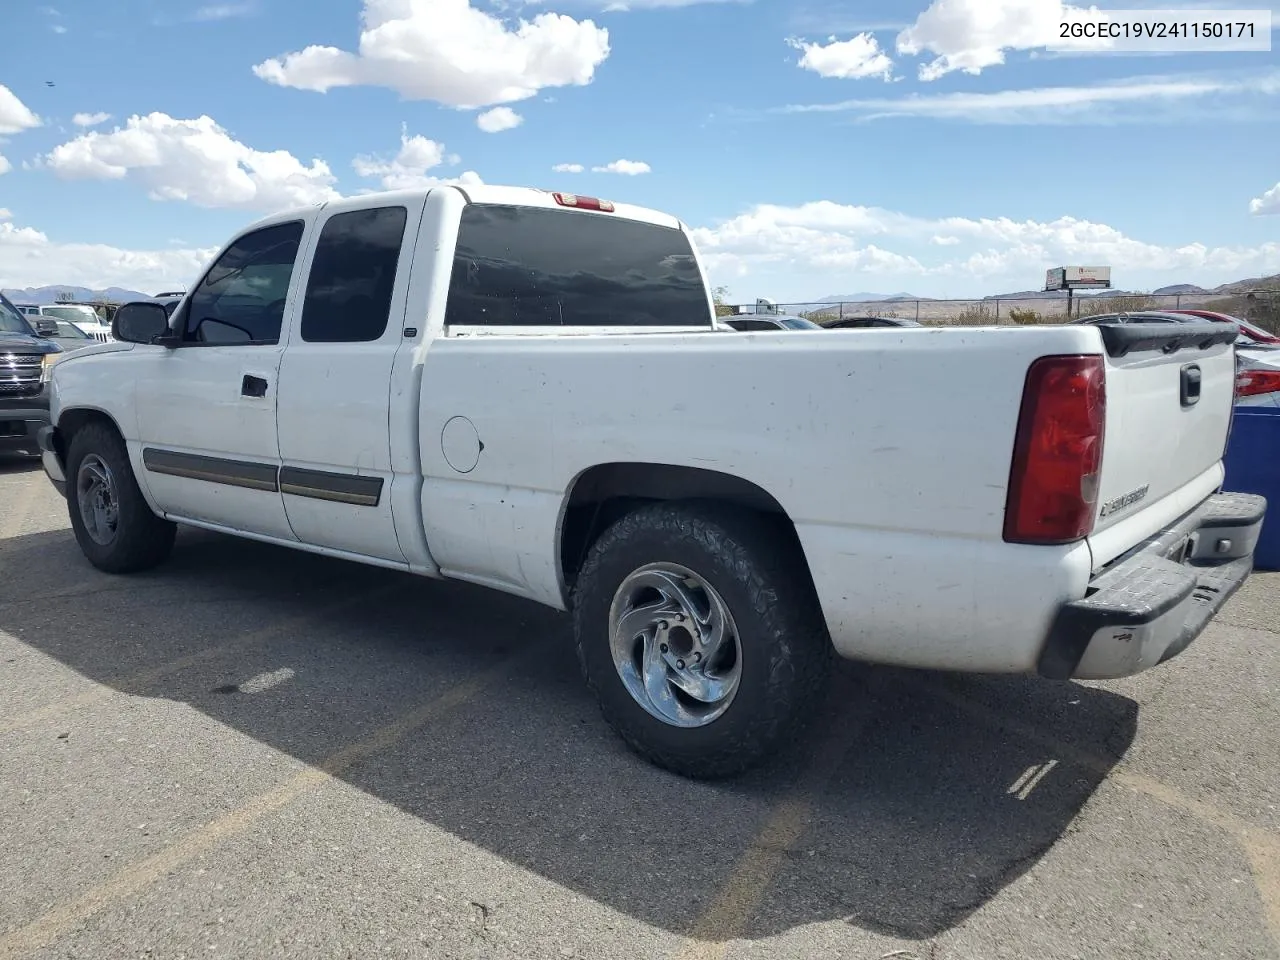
[552,192,615,212]
[1004,355,1107,544]
[1236,368,1280,397]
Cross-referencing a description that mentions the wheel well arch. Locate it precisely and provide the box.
[557,461,813,596]
[53,407,124,464]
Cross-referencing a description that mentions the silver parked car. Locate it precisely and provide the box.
[32,304,114,343]
[722,314,823,331]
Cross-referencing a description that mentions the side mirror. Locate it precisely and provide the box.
[34,319,58,337]
[112,301,174,346]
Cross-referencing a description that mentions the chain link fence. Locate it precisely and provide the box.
[720,290,1280,333]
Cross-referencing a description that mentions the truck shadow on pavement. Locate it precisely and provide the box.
[0,525,1137,943]
[0,456,43,475]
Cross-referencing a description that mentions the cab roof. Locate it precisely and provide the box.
[246,184,685,234]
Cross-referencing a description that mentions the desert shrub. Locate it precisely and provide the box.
[1246,295,1280,334]
[1077,294,1160,318]
[801,310,839,324]
[1008,307,1049,325]
[951,305,996,326]
[1202,293,1280,334]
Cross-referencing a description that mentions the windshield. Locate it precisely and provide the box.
[42,305,102,325]
[0,293,35,334]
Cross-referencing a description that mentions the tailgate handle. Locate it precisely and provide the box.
[1180,363,1201,407]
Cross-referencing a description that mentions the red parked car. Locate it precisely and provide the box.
[1164,309,1280,347]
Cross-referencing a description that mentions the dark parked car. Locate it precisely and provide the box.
[0,292,62,458]
[722,314,822,331]
[153,296,183,318]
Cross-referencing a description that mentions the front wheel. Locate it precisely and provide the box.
[572,502,832,779]
[65,422,176,573]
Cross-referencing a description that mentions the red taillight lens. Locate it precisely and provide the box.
[1236,368,1280,397]
[1004,355,1107,544]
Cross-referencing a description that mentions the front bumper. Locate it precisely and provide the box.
[1038,492,1267,680]
[36,424,67,496]
[0,397,50,458]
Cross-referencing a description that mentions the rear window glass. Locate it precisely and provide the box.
[42,305,101,324]
[445,203,709,327]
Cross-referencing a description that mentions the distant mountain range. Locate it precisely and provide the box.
[814,274,1278,305]
[2,284,159,305]
[817,292,925,303]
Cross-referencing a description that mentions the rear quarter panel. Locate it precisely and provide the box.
[418,324,1106,672]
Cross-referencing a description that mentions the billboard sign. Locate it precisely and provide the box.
[1045,266,1112,291]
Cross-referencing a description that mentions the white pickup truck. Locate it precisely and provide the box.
[38,185,1266,778]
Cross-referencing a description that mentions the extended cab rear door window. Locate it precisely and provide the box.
[445,204,708,327]
[300,206,408,342]
[181,220,305,345]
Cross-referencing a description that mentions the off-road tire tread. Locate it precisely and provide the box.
[66,422,176,574]
[572,501,832,779]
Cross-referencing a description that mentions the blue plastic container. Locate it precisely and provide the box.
[1222,405,1280,571]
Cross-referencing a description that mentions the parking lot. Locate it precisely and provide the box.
[1,456,1277,960]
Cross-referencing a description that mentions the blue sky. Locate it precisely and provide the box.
[0,0,1277,303]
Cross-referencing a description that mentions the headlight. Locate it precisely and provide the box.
[40,352,62,383]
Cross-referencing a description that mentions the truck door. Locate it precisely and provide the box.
[133,217,310,540]
[273,197,426,564]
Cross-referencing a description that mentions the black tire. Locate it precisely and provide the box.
[572,501,832,779]
[65,421,176,573]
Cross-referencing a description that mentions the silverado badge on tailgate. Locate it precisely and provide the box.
[1099,484,1151,519]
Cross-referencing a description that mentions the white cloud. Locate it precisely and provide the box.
[896,0,1082,80]
[476,106,523,132]
[788,33,894,81]
[0,85,42,134]
[72,111,112,128]
[253,0,610,109]
[570,0,745,8]
[39,112,340,211]
[592,159,650,175]
[781,72,1279,124]
[552,162,584,172]
[1251,181,1280,215]
[692,199,1280,297]
[194,2,256,19]
[892,0,1259,80]
[0,216,215,291]
[52,23,67,34]
[0,154,10,175]
[352,127,483,190]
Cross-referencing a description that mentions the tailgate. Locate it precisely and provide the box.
[1087,321,1239,569]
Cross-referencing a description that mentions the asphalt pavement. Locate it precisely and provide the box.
[1,455,1277,960]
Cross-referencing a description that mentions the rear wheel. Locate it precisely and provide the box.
[572,502,832,779]
[66,422,176,573]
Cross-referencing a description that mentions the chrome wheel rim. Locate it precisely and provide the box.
[608,562,742,728]
[76,453,119,546]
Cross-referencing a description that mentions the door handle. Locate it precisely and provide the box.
[241,374,269,398]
